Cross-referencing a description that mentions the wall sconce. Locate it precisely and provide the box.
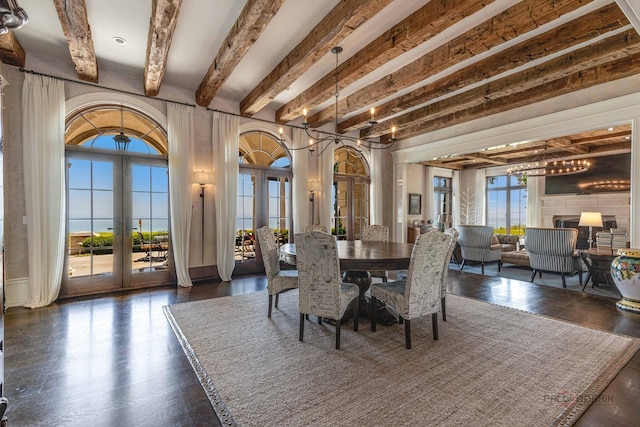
[309,180,322,225]
[193,171,214,261]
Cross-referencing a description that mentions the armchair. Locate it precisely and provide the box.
[256,226,298,317]
[525,227,583,288]
[458,225,502,274]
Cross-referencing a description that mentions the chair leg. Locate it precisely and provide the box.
[481,262,485,275]
[370,296,377,332]
[498,260,502,272]
[353,297,359,331]
[268,295,273,318]
[441,297,447,322]
[459,259,466,270]
[335,319,341,350]
[318,317,323,325]
[529,269,537,282]
[275,293,279,309]
[578,269,583,286]
[561,273,567,288]
[299,313,305,342]
[432,313,439,341]
[404,318,411,349]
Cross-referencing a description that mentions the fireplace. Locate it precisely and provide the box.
[553,215,617,249]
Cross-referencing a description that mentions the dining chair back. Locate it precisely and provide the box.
[370,230,452,348]
[361,224,389,282]
[295,231,359,349]
[256,226,298,317]
[440,227,459,321]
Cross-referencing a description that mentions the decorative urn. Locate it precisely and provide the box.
[610,248,640,313]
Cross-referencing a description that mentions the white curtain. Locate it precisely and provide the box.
[213,111,239,281]
[369,149,383,225]
[291,128,309,234]
[526,176,544,227]
[167,103,194,287]
[319,142,335,231]
[22,74,65,308]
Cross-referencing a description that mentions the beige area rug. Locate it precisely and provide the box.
[164,291,639,427]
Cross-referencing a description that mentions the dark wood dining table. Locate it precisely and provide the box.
[280,240,415,324]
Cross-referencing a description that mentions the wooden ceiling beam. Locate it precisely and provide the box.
[275,0,491,123]
[144,0,184,97]
[307,0,590,129]
[344,3,627,135]
[53,0,98,83]
[195,0,285,107]
[547,138,589,154]
[239,0,392,116]
[383,50,640,142]
[463,152,509,165]
[0,30,25,66]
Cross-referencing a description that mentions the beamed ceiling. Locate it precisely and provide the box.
[3,0,640,169]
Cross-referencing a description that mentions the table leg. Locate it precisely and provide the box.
[341,271,397,326]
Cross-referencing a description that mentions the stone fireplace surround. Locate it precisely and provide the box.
[540,193,630,249]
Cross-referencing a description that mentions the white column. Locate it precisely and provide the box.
[630,117,640,247]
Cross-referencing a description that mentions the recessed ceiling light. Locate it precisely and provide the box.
[113,36,127,45]
[608,127,614,131]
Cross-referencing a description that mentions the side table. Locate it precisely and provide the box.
[579,248,620,295]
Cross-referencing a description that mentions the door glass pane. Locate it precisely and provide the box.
[332,180,348,240]
[236,172,256,261]
[67,159,114,278]
[131,164,169,273]
[267,176,290,244]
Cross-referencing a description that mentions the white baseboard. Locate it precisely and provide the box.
[5,277,29,308]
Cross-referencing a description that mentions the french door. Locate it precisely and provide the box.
[236,167,291,274]
[62,149,170,296]
[332,176,370,240]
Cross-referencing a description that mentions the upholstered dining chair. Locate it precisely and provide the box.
[525,227,583,288]
[457,225,502,274]
[361,224,389,282]
[440,227,460,322]
[370,230,452,349]
[304,224,328,233]
[295,231,359,349]
[256,226,298,317]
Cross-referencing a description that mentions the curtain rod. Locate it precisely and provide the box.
[19,67,196,108]
[18,67,313,133]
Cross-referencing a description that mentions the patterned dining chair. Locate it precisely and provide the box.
[256,226,298,317]
[361,224,389,282]
[370,230,452,349]
[295,231,359,349]
[440,227,460,321]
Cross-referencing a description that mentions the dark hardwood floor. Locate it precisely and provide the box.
[4,269,639,426]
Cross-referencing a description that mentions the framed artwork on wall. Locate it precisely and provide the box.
[409,193,421,215]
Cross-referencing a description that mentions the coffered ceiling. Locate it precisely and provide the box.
[2,0,639,167]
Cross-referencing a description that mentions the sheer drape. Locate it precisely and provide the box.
[291,128,309,234]
[167,103,194,287]
[369,149,383,225]
[213,112,239,281]
[526,176,543,227]
[475,169,486,225]
[22,74,65,308]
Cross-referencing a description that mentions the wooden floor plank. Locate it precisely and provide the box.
[4,270,639,426]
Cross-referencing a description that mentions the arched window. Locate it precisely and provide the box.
[63,105,170,297]
[332,146,371,240]
[236,131,292,267]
